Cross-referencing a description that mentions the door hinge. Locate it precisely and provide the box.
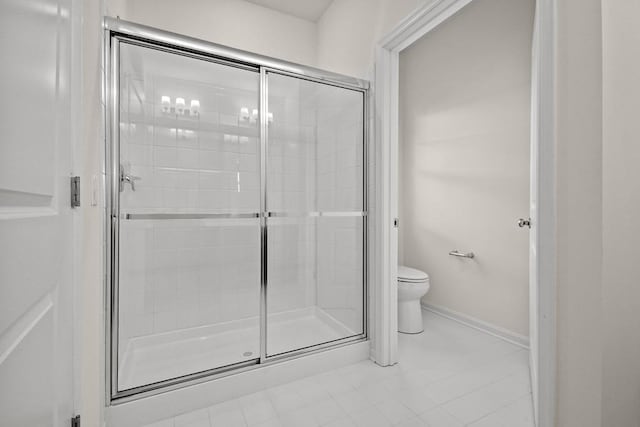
[71,415,80,427]
[70,176,80,208]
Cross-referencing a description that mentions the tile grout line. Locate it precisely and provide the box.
[411,353,530,407]
[148,313,533,427]
[461,392,534,426]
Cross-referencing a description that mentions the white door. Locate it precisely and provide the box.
[0,0,76,425]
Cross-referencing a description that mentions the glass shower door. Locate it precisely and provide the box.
[116,42,261,391]
[265,72,366,357]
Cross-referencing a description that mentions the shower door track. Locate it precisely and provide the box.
[104,17,370,404]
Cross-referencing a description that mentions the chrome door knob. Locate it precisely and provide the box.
[518,218,531,228]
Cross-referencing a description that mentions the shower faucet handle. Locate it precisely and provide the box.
[122,173,141,191]
[120,164,141,192]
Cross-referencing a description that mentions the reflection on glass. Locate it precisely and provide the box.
[115,43,367,391]
[266,72,365,356]
[117,43,261,390]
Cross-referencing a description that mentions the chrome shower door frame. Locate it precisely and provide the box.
[105,18,370,403]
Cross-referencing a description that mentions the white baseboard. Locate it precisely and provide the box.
[421,303,529,349]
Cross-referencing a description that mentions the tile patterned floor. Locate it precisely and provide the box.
[144,311,534,427]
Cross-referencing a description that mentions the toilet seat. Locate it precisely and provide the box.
[398,265,428,283]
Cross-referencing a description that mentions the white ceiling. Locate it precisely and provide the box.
[245,0,334,22]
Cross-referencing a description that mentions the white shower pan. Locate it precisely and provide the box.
[118,307,355,390]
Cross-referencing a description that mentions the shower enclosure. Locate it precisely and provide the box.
[106,19,368,401]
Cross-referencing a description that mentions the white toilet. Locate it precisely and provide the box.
[397,265,430,334]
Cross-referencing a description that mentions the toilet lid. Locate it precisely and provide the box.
[398,265,429,282]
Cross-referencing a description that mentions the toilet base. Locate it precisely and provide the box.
[398,299,424,334]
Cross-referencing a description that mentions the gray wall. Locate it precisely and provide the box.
[555,0,604,424]
[602,0,640,424]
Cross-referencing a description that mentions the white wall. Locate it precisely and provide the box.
[316,0,430,78]
[105,0,128,17]
[398,0,533,337]
[114,0,425,79]
[79,0,106,426]
[601,0,640,425]
[115,0,318,67]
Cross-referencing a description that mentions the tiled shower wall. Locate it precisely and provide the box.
[266,75,318,317]
[118,70,317,350]
[315,90,365,333]
[118,71,263,352]
[117,65,365,351]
